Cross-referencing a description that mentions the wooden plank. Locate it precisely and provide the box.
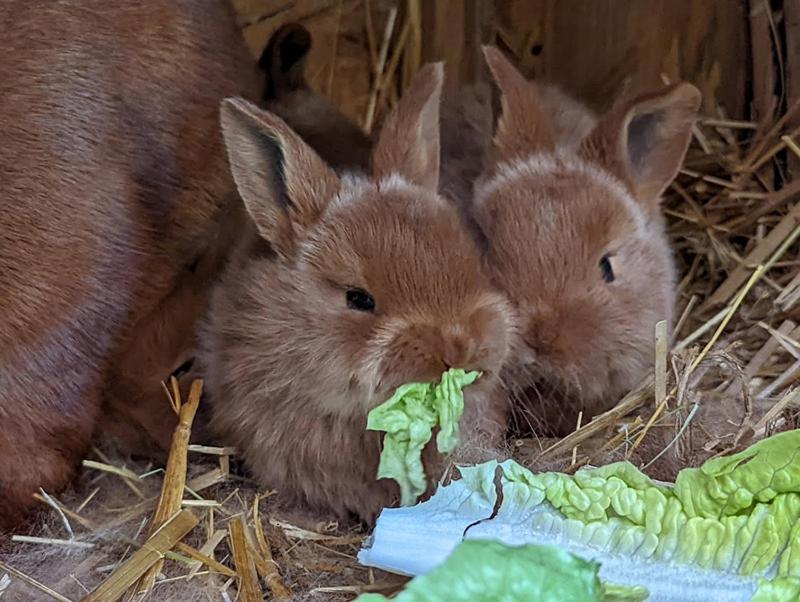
[747,0,777,130]
[421,0,465,86]
[402,0,422,89]
[785,0,800,177]
[420,0,494,87]
[493,0,748,117]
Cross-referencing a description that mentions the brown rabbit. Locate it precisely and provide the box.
[470,46,700,436]
[198,63,514,524]
[257,22,496,250]
[259,23,373,171]
[0,0,260,529]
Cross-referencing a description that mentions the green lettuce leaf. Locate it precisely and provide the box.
[366,368,479,506]
[359,429,800,601]
[355,539,647,602]
[601,583,650,602]
[752,577,800,601]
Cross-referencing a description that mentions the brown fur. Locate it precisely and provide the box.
[258,23,373,172]
[0,0,261,530]
[256,23,494,205]
[438,82,495,210]
[473,46,700,436]
[198,63,515,524]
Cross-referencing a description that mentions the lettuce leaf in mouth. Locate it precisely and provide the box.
[366,368,480,506]
[355,539,648,602]
[359,429,800,601]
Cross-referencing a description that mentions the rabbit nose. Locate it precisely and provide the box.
[441,325,481,372]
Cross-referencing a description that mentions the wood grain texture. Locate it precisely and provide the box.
[785,0,800,176]
[748,0,777,130]
[232,1,753,124]
[420,0,494,86]
[493,0,748,116]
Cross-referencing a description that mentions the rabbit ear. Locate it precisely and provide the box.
[220,97,339,257]
[579,82,701,206]
[482,45,555,161]
[371,62,444,192]
[259,23,312,100]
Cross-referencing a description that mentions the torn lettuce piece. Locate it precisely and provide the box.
[355,539,647,602]
[366,368,479,506]
[359,429,800,601]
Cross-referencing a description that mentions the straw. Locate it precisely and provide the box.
[130,379,203,597]
[81,510,198,602]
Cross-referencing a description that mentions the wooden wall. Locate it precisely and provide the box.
[229,1,789,129]
[491,0,748,117]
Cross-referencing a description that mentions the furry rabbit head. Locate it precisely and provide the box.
[474,46,700,434]
[215,62,512,410]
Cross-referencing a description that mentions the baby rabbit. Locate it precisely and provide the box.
[198,63,514,523]
[0,0,260,529]
[472,47,700,435]
[259,23,373,171]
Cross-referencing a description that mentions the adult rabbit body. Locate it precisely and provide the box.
[0,0,261,529]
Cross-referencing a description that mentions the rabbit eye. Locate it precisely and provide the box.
[346,288,375,312]
[599,254,615,283]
